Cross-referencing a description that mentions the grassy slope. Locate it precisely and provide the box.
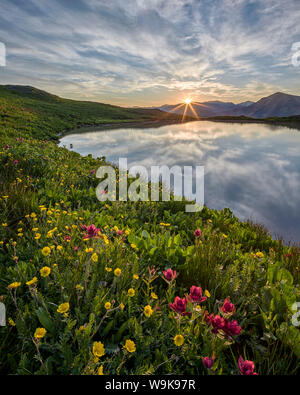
[0,87,299,375]
[0,85,194,140]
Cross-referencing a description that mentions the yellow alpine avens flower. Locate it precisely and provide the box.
[128,288,135,297]
[8,282,21,290]
[40,266,51,277]
[144,305,153,318]
[114,268,121,277]
[8,318,16,326]
[105,267,112,272]
[76,284,84,291]
[92,341,105,357]
[204,289,211,298]
[119,303,125,311]
[26,277,38,286]
[34,233,41,240]
[174,334,184,347]
[85,247,93,253]
[256,251,264,258]
[57,302,70,314]
[124,339,136,353]
[57,245,63,251]
[34,327,47,340]
[133,274,139,280]
[104,302,111,310]
[98,365,104,375]
[41,246,51,256]
[151,292,158,299]
[91,253,98,262]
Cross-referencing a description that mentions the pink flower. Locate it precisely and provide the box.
[238,356,258,375]
[14,160,18,165]
[194,229,202,238]
[225,320,242,336]
[5,145,10,150]
[81,224,101,238]
[169,296,190,316]
[203,355,215,369]
[64,235,71,241]
[188,285,207,303]
[74,246,79,251]
[116,230,124,236]
[90,169,95,175]
[163,268,177,281]
[221,297,235,315]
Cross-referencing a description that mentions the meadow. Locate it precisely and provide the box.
[0,87,299,375]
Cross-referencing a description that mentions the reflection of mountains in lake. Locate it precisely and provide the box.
[60,121,300,243]
[159,92,300,119]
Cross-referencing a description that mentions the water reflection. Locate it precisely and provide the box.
[60,121,300,243]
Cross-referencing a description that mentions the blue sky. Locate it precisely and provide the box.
[0,0,299,106]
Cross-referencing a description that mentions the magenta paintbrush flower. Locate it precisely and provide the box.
[169,296,190,316]
[163,268,177,281]
[188,286,207,303]
[203,354,215,369]
[194,229,202,237]
[221,297,235,315]
[238,356,258,375]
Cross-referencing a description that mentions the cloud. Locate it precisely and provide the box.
[0,0,299,105]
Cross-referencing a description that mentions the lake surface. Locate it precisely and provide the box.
[60,121,300,243]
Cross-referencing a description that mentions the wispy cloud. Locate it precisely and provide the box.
[0,0,299,105]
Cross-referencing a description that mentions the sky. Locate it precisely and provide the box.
[0,0,300,107]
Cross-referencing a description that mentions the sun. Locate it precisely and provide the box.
[184,98,192,104]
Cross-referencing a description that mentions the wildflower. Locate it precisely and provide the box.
[205,289,211,298]
[14,159,18,165]
[128,288,135,297]
[169,296,190,316]
[221,297,235,315]
[119,303,125,311]
[85,247,93,253]
[8,318,16,326]
[256,251,264,258]
[174,334,184,347]
[90,169,95,175]
[26,277,38,286]
[124,339,136,353]
[131,243,138,249]
[116,230,124,236]
[188,286,207,303]
[64,235,71,242]
[194,229,202,238]
[76,284,84,291]
[8,282,21,290]
[41,246,51,257]
[57,245,63,251]
[203,355,215,369]
[163,268,177,281]
[144,305,153,318]
[82,224,101,239]
[93,341,105,358]
[114,268,122,277]
[91,253,98,262]
[98,365,104,375]
[238,356,258,375]
[2,223,7,227]
[40,266,51,277]
[104,302,111,310]
[133,274,139,280]
[34,328,47,340]
[151,292,158,299]
[105,267,112,272]
[34,233,41,240]
[57,302,70,314]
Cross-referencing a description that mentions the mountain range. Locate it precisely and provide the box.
[158,92,300,119]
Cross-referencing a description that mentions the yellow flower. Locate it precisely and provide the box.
[41,246,51,257]
[124,339,136,353]
[40,266,51,277]
[76,284,84,291]
[2,223,8,227]
[114,268,122,277]
[104,302,111,310]
[26,277,38,286]
[34,327,47,339]
[34,233,41,240]
[119,303,125,311]
[130,243,137,249]
[204,289,211,298]
[128,288,135,297]
[105,267,112,272]
[8,318,16,326]
[133,274,139,280]
[144,305,153,318]
[92,341,105,357]
[57,245,63,251]
[151,292,158,299]
[85,247,93,253]
[91,253,98,263]
[98,365,104,375]
[8,282,21,290]
[57,302,70,314]
[174,334,184,347]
